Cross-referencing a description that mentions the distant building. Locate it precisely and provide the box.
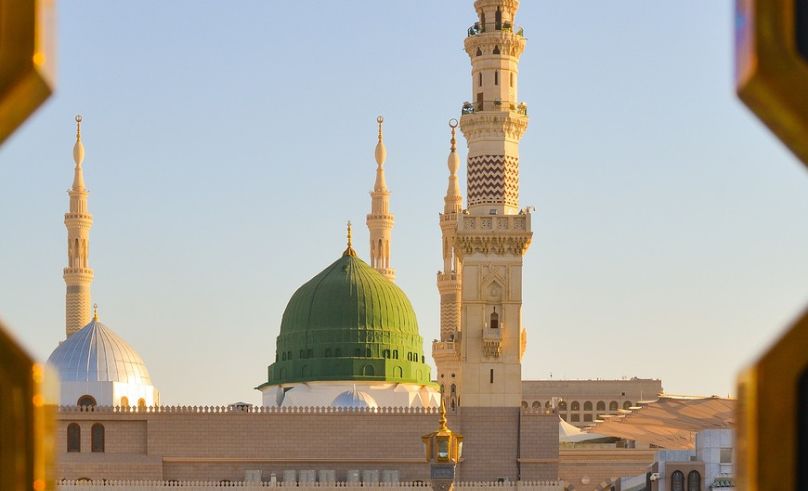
[522,378,663,427]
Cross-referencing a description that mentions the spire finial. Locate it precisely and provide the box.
[73,114,85,168]
[374,115,387,167]
[439,397,448,430]
[343,220,357,257]
[92,303,98,322]
[449,118,458,153]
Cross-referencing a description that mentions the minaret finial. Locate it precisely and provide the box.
[93,303,98,322]
[449,118,458,153]
[343,220,357,257]
[439,397,448,430]
[73,114,85,169]
[374,115,387,168]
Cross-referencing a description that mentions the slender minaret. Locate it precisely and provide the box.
[366,115,395,281]
[433,119,464,409]
[443,0,533,408]
[64,115,94,337]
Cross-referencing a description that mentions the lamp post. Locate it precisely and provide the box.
[422,400,463,491]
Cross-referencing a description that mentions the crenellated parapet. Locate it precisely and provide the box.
[57,405,441,415]
[455,212,532,257]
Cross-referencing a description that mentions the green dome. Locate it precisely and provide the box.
[262,250,431,387]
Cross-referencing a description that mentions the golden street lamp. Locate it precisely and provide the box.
[422,400,463,491]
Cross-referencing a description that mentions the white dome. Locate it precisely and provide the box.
[331,387,378,409]
[47,318,152,385]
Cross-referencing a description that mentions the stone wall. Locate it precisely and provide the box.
[56,481,565,491]
[56,406,559,483]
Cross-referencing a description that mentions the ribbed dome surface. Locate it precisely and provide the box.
[263,252,431,387]
[47,318,152,385]
[332,387,378,409]
[281,254,418,334]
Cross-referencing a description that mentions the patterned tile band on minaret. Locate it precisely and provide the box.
[435,0,533,409]
[64,115,94,337]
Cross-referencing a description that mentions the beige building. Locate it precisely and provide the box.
[522,379,663,427]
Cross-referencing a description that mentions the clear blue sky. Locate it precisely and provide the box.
[1,1,806,405]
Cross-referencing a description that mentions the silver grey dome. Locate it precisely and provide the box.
[47,318,152,385]
[331,386,378,409]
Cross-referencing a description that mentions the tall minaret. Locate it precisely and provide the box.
[446,0,533,408]
[64,115,94,337]
[366,115,395,281]
[433,119,464,409]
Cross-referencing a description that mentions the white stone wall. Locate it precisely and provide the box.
[696,428,734,487]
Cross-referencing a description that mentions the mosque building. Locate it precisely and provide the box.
[48,1,668,486]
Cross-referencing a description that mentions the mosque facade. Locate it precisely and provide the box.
[47,0,662,485]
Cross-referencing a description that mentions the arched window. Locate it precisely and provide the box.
[671,471,685,491]
[490,309,499,329]
[392,350,398,359]
[493,45,501,55]
[623,401,633,410]
[531,401,540,409]
[480,12,486,30]
[67,423,81,452]
[137,398,146,410]
[687,471,701,491]
[545,401,552,409]
[476,47,482,57]
[394,366,403,378]
[494,71,499,86]
[363,365,374,376]
[120,396,129,408]
[583,401,593,411]
[383,349,390,359]
[77,395,96,408]
[609,401,619,411]
[479,72,483,87]
[558,401,567,410]
[510,72,514,87]
[571,401,580,411]
[596,401,606,411]
[521,401,527,408]
[495,7,502,30]
[91,424,104,453]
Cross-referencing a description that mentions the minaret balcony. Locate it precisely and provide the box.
[63,267,94,281]
[461,100,527,115]
[432,340,460,361]
[466,22,524,38]
[464,29,526,58]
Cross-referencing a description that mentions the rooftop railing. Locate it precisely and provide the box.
[461,101,528,115]
[467,22,525,37]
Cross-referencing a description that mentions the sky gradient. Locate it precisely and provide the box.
[1,1,807,405]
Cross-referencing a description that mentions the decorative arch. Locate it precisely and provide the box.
[67,423,80,452]
[119,396,129,408]
[671,471,685,491]
[137,398,146,410]
[558,401,568,410]
[394,366,403,378]
[91,423,105,452]
[571,401,580,411]
[596,401,606,411]
[623,401,633,410]
[687,471,701,491]
[362,364,375,376]
[609,401,619,411]
[531,401,540,409]
[583,401,593,411]
[77,395,96,407]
